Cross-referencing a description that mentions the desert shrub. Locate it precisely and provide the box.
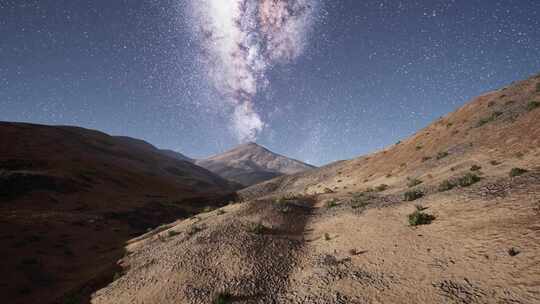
[509,167,528,177]
[213,292,233,304]
[216,209,226,215]
[275,198,292,213]
[113,272,123,281]
[470,164,482,171]
[438,180,455,192]
[202,206,215,213]
[404,189,424,201]
[415,145,423,150]
[350,193,374,209]
[375,184,388,192]
[527,101,540,111]
[436,151,449,160]
[351,199,369,209]
[407,178,423,188]
[476,111,503,127]
[422,156,432,162]
[457,173,480,187]
[167,230,180,237]
[326,199,339,208]
[186,225,204,236]
[249,222,267,235]
[324,233,331,241]
[323,187,334,194]
[490,160,500,166]
[408,210,435,226]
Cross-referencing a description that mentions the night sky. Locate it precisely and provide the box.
[2,1,539,165]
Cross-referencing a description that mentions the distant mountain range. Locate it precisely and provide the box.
[194,142,316,186]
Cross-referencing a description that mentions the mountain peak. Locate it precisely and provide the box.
[195,143,315,186]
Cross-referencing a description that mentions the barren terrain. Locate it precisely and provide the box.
[93,74,540,303]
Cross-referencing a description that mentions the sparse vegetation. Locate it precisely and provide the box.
[436,151,449,160]
[470,164,482,171]
[527,101,540,111]
[438,180,456,192]
[422,156,432,162]
[509,167,528,177]
[350,192,374,209]
[275,198,292,213]
[324,233,331,241]
[457,173,481,187]
[407,178,423,188]
[249,222,267,235]
[490,160,500,166]
[202,206,215,213]
[404,189,424,201]
[326,199,339,208]
[408,209,435,226]
[167,230,180,237]
[476,111,503,127]
[375,184,388,192]
[323,187,334,194]
[186,225,204,237]
[113,272,123,281]
[216,209,226,215]
[213,292,233,304]
[415,145,423,150]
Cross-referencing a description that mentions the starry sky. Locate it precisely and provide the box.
[2,0,539,166]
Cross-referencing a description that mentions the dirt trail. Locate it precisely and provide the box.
[92,197,316,303]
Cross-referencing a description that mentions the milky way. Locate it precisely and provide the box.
[188,0,320,142]
[2,1,539,165]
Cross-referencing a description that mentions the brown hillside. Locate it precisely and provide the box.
[240,73,540,199]
[0,122,237,304]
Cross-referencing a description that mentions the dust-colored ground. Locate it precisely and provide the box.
[93,73,540,303]
[93,169,540,303]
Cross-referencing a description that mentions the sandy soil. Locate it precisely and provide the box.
[92,169,540,303]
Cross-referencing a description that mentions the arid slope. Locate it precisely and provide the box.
[94,74,540,303]
[0,122,237,304]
